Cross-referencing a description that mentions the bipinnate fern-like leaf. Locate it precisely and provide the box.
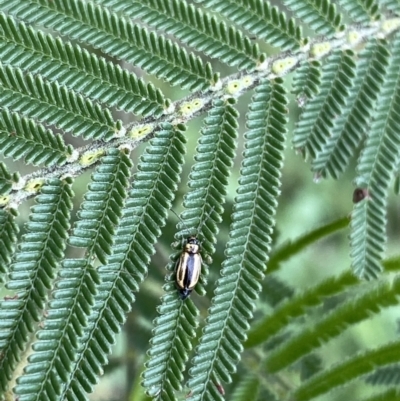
[13,150,132,401]
[54,124,187,400]
[293,50,357,159]
[196,0,304,50]
[143,297,199,400]
[0,0,215,91]
[294,339,400,401]
[312,41,390,179]
[265,277,400,373]
[177,98,239,256]
[176,98,239,288]
[0,2,400,400]
[0,63,119,140]
[98,0,261,70]
[69,149,133,264]
[0,12,170,117]
[0,179,73,397]
[143,99,239,400]
[283,0,345,34]
[246,270,359,348]
[0,110,73,166]
[0,208,18,276]
[186,79,287,400]
[351,34,400,279]
[13,258,99,401]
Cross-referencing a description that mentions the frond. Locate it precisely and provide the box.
[312,41,391,179]
[98,0,260,70]
[15,149,131,399]
[351,34,400,279]
[0,12,170,117]
[187,79,287,400]
[0,64,118,140]
[245,270,358,348]
[292,50,357,159]
[195,0,304,50]
[265,278,400,373]
[283,0,345,34]
[0,110,73,166]
[0,0,215,90]
[294,339,400,400]
[68,149,133,264]
[177,98,240,289]
[0,179,73,395]
[55,124,187,400]
[143,297,199,400]
[0,2,400,400]
[143,100,239,400]
[13,258,99,401]
[177,98,239,253]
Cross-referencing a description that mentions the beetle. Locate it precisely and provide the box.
[175,236,202,299]
[173,207,214,299]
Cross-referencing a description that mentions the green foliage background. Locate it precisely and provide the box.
[0,1,400,401]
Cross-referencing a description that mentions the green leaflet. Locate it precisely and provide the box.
[68,149,133,264]
[351,34,400,279]
[143,99,239,400]
[97,0,260,70]
[186,78,287,401]
[196,0,304,50]
[0,0,215,91]
[57,125,186,400]
[0,179,74,397]
[312,41,391,179]
[0,12,170,117]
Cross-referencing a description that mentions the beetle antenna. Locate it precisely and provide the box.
[170,208,191,237]
[196,205,216,237]
[171,205,215,238]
